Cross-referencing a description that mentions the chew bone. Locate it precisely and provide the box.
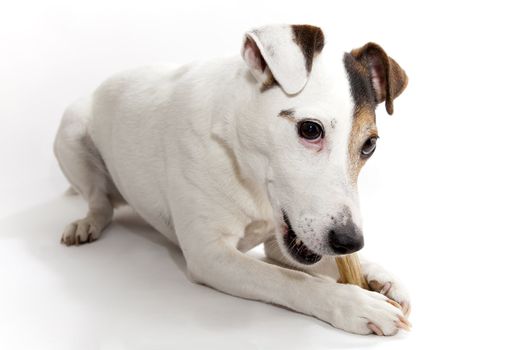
[335,254,368,289]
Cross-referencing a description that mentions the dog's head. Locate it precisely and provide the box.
[238,24,408,265]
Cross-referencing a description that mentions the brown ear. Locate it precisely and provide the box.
[291,25,325,73]
[351,43,408,115]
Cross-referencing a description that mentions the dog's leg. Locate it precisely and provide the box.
[184,232,408,336]
[54,100,122,246]
[264,237,411,316]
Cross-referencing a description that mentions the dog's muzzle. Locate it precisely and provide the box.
[282,212,322,265]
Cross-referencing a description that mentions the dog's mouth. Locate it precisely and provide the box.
[282,212,322,265]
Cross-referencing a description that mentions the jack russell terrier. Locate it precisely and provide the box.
[54,24,410,336]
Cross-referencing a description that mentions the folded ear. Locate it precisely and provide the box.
[350,43,408,115]
[241,24,325,94]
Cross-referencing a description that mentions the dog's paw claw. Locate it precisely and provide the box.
[380,281,392,295]
[386,298,402,311]
[368,322,384,336]
[401,301,411,317]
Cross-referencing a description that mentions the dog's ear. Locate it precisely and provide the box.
[241,25,325,94]
[351,43,408,115]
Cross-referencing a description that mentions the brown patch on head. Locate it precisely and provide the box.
[279,109,294,117]
[291,25,325,73]
[344,49,378,184]
[278,108,296,122]
[344,52,376,110]
[343,43,408,183]
[348,107,377,185]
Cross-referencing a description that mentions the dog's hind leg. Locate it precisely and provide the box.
[54,98,123,246]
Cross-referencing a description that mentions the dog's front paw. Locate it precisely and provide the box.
[363,262,411,316]
[326,284,410,336]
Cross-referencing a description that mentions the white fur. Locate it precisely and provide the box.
[54,24,410,335]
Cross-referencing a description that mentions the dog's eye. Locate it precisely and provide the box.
[361,137,377,158]
[298,120,324,141]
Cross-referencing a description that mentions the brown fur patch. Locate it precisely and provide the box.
[343,52,376,109]
[343,44,407,182]
[291,25,325,72]
[278,109,296,122]
[348,106,377,185]
[344,53,378,183]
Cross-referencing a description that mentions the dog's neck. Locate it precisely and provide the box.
[210,57,274,219]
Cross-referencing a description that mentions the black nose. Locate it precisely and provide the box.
[328,223,364,254]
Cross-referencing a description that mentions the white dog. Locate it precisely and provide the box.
[54,24,410,336]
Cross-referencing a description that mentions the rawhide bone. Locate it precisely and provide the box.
[335,254,368,288]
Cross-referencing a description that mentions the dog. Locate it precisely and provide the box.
[54,24,410,336]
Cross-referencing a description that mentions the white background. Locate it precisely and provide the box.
[1,0,526,349]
